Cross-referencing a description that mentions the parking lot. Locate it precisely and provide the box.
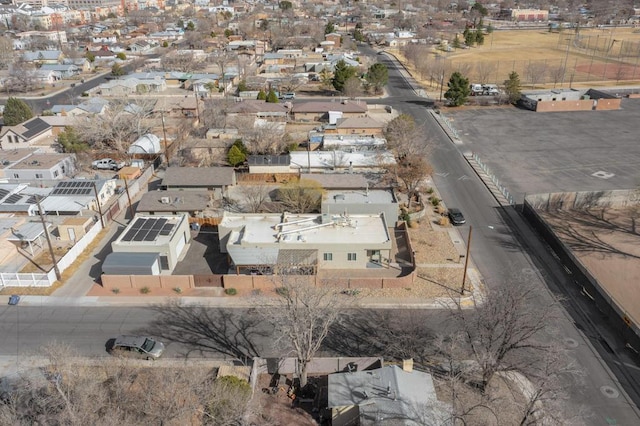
[444,98,640,202]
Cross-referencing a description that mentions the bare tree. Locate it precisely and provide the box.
[5,58,40,93]
[161,51,205,72]
[201,98,233,130]
[549,65,566,88]
[0,36,14,70]
[73,99,157,153]
[234,118,289,155]
[257,276,352,388]
[476,61,497,84]
[525,61,548,89]
[277,178,325,213]
[239,184,271,213]
[211,51,238,97]
[342,75,363,98]
[385,156,433,209]
[384,113,432,159]
[450,280,558,394]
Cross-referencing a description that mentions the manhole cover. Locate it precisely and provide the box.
[600,386,619,398]
[563,338,579,349]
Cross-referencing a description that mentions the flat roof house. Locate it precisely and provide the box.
[106,213,191,274]
[218,211,392,274]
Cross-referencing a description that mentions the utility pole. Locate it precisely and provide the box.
[460,226,472,295]
[123,178,134,219]
[92,181,104,228]
[36,196,61,281]
[161,111,169,163]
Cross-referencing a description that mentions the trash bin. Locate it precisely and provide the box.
[8,295,20,305]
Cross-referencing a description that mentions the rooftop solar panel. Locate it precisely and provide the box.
[159,223,174,235]
[4,194,22,204]
[133,231,148,242]
[143,231,158,241]
[121,228,138,242]
[22,118,50,139]
[151,218,167,230]
[0,188,9,199]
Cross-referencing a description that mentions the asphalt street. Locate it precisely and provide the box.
[368,47,640,425]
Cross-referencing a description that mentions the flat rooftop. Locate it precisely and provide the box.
[221,213,390,246]
[114,214,184,246]
[325,189,396,205]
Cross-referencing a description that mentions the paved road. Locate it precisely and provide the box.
[368,47,640,425]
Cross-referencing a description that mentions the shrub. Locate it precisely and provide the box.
[139,286,150,294]
[400,211,411,222]
[173,287,182,294]
[426,187,434,194]
[342,289,361,296]
[275,287,289,297]
[111,288,120,294]
[431,197,441,207]
[224,288,237,296]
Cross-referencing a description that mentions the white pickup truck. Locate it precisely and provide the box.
[91,158,126,170]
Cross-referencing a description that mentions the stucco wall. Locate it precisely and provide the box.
[101,274,195,290]
[535,100,593,112]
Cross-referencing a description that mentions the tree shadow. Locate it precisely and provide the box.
[144,301,272,364]
[323,309,441,365]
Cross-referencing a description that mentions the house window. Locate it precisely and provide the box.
[323,253,333,261]
[347,253,357,261]
[35,173,43,179]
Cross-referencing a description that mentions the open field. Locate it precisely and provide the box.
[398,28,640,91]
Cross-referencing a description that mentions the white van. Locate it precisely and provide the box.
[470,84,484,96]
[482,84,500,95]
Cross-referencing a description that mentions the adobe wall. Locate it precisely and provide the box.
[595,98,622,110]
[535,100,593,112]
[101,275,194,290]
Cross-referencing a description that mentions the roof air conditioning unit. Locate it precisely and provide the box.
[160,196,171,204]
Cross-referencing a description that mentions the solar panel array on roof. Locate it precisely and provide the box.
[4,194,22,204]
[51,181,94,196]
[0,188,9,199]
[120,218,172,243]
[22,118,50,140]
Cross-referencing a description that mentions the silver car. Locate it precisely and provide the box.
[111,335,165,360]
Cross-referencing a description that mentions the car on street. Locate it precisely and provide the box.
[280,92,295,100]
[109,335,165,360]
[447,208,466,225]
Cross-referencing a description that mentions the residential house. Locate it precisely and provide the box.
[333,116,386,136]
[161,166,236,199]
[0,118,53,150]
[35,69,61,84]
[324,32,341,48]
[218,211,393,273]
[129,40,153,53]
[0,184,50,216]
[289,150,395,173]
[22,50,64,65]
[323,189,399,228]
[226,100,289,122]
[103,213,191,275]
[328,363,450,426]
[62,57,93,72]
[292,100,368,122]
[51,98,109,116]
[39,64,80,79]
[5,153,76,181]
[40,179,117,215]
[321,134,386,151]
[0,149,38,179]
[247,155,290,174]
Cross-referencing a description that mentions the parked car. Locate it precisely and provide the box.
[280,92,295,100]
[110,335,165,360]
[448,208,466,226]
[92,158,125,170]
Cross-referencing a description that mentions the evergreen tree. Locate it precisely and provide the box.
[504,71,522,104]
[366,63,389,94]
[227,144,246,166]
[279,1,292,10]
[463,28,475,46]
[452,35,461,49]
[57,126,88,153]
[324,22,335,34]
[332,60,357,93]
[257,89,267,100]
[444,71,471,107]
[116,52,127,60]
[186,21,195,31]
[4,97,33,126]
[475,29,485,45]
[237,80,248,92]
[266,89,279,103]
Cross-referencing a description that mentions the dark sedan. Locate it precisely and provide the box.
[448,208,466,225]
